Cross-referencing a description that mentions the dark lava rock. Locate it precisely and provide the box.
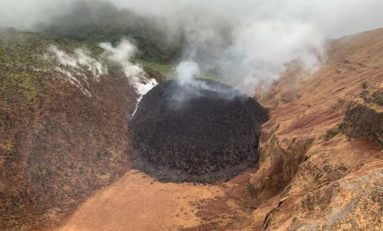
[129,79,269,183]
[340,89,383,147]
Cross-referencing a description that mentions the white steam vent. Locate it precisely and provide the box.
[100,39,158,115]
[99,39,158,97]
[175,61,200,86]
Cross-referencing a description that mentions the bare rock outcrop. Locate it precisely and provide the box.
[243,29,383,231]
[183,29,383,231]
[340,87,383,147]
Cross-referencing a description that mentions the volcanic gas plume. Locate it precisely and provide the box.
[129,79,269,183]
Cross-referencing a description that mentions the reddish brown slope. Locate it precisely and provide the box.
[245,28,383,230]
[55,29,383,231]
[1,73,138,231]
[0,31,138,231]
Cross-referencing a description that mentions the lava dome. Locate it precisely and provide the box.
[129,79,269,183]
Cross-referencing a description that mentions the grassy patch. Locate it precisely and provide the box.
[41,0,183,63]
[138,60,221,81]
[138,60,174,78]
[199,71,220,82]
[0,29,89,111]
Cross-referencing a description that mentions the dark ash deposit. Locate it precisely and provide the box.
[129,79,268,183]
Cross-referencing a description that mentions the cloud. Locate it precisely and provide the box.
[109,0,383,38]
[1,0,382,37]
[1,0,383,93]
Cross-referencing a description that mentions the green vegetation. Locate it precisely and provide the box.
[139,60,174,78]
[0,30,44,110]
[199,71,221,82]
[40,0,182,64]
[0,27,178,113]
[138,60,221,81]
[0,29,87,111]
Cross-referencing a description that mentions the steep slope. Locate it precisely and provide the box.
[2,28,383,231]
[0,29,147,231]
[243,28,383,230]
[55,29,383,231]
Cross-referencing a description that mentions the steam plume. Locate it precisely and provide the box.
[1,0,383,93]
[99,39,157,96]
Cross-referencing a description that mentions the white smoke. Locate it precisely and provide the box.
[46,45,107,78]
[46,40,157,101]
[172,61,243,103]
[175,61,200,86]
[0,0,77,30]
[113,0,383,38]
[99,40,142,78]
[2,0,383,93]
[113,0,382,93]
[99,39,157,97]
[45,45,107,96]
[99,39,157,115]
[215,20,324,93]
[168,16,324,94]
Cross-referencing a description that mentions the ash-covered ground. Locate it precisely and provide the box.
[129,79,269,183]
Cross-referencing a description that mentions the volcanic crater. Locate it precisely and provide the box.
[129,79,269,183]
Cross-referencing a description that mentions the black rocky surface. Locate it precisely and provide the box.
[129,79,268,183]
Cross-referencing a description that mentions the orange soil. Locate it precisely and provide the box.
[56,170,224,231]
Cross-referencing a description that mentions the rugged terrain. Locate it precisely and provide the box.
[0,29,145,230]
[56,29,383,231]
[245,28,383,230]
[1,28,383,231]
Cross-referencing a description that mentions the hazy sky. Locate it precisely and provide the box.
[1,0,382,38]
[111,0,383,38]
[1,0,382,92]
